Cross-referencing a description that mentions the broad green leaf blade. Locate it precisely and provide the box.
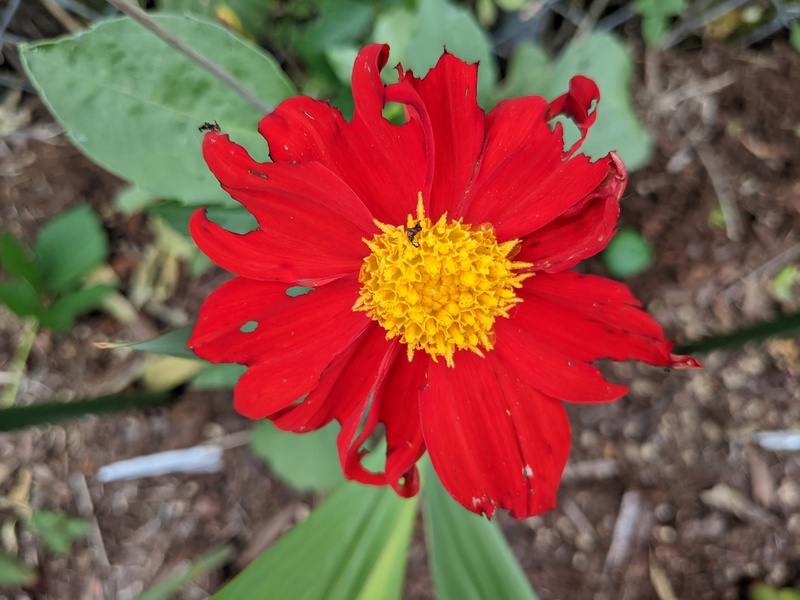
[493,43,551,103]
[34,205,107,293]
[0,389,180,432]
[148,202,257,237]
[190,363,246,389]
[213,482,418,600]
[20,15,295,206]
[0,279,41,319]
[0,232,41,290]
[134,545,233,600]
[400,0,498,105]
[39,284,116,331]
[99,326,195,359]
[602,228,653,278]
[0,550,37,586]
[422,460,538,600]
[250,421,344,492]
[675,311,800,356]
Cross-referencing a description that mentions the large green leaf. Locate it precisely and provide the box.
[20,15,295,206]
[496,34,652,170]
[250,421,345,492]
[374,0,498,105]
[0,232,41,290]
[0,389,180,432]
[422,460,538,600]
[35,205,107,293]
[0,279,41,319]
[212,482,418,600]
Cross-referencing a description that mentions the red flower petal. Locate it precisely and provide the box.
[421,353,571,519]
[516,153,626,272]
[334,326,401,487]
[195,132,377,283]
[258,44,427,225]
[518,271,688,368]
[400,52,484,220]
[459,79,611,242]
[374,353,427,497]
[546,75,601,155]
[493,314,628,404]
[275,336,427,497]
[188,275,370,418]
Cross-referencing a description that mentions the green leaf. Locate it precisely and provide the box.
[0,389,181,432]
[378,0,497,105]
[134,545,233,600]
[791,20,800,53]
[38,284,115,331]
[0,550,37,586]
[212,481,418,600]
[27,511,90,555]
[34,205,107,293]
[372,8,416,69]
[299,0,373,64]
[602,227,653,278]
[495,33,652,171]
[422,459,538,600]
[159,0,272,39]
[0,279,41,319]
[497,43,552,101]
[115,185,157,214]
[1,232,41,290]
[20,15,295,206]
[633,0,687,46]
[250,421,345,492]
[99,326,194,359]
[190,363,246,389]
[675,311,800,356]
[148,202,257,237]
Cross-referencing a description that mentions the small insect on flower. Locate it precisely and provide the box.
[406,221,422,248]
[199,121,220,133]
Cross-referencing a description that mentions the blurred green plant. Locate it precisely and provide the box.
[0,205,113,332]
[602,227,654,279]
[0,205,115,407]
[633,0,687,46]
[26,511,90,556]
[0,551,37,587]
[750,582,800,600]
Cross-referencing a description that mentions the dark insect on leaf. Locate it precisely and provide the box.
[199,121,220,133]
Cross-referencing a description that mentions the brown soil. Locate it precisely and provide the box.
[1,25,800,600]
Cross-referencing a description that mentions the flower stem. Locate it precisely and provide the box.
[2,318,38,408]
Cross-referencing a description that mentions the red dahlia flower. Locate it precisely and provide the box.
[189,44,700,519]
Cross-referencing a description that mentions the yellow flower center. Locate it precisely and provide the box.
[354,194,532,367]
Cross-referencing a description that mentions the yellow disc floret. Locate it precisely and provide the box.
[354,194,533,367]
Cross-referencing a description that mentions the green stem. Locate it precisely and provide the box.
[2,318,39,408]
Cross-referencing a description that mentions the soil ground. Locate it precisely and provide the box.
[1,13,800,600]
